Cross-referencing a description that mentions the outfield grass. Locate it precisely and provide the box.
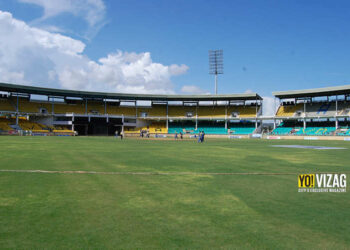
[0,136,349,249]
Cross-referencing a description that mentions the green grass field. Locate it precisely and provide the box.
[0,136,349,249]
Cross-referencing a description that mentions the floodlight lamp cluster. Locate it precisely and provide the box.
[209,50,224,75]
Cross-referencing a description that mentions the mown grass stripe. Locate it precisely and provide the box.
[1,169,349,176]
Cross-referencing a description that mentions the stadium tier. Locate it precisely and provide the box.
[271,121,336,136]
[166,121,257,135]
[0,96,261,119]
[0,116,73,135]
[273,84,350,137]
[0,82,262,136]
[275,101,350,118]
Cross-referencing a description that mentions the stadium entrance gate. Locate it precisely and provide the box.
[73,117,122,136]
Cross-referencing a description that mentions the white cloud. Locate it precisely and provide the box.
[262,96,277,116]
[18,0,106,39]
[0,10,188,94]
[181,85,210,94]
[169,64,189,75]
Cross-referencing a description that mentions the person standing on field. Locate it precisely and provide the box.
[201,131,205,143]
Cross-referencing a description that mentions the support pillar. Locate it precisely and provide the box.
[303,119,306,129]
[225,101,228,129]
[195,102,198,130]
[122,115,125,134]
[335,119,338,130]
[72,115,74,132]
[16,94,19,126]
[336,96,338,116]
[51,97,54,115]
[166,102,169,130]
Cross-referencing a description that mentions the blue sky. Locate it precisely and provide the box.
[1,0,350,97]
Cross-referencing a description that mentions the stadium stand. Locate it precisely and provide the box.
[336,126,350,136]
[168,121,229,135]
[229,122,256,135]
[227,105,259,118]
[0,82,262,136]
[124,122,168,134]
[0,118,13,131]
[0,116,74,135]
[271,121,339,136]
[275,103,303,117]
[294,126,336,136]
[197,106,226,118]
[276,101,350,118]
[168,106,197,118]
[137,105,166,117]
[272,85,350,138]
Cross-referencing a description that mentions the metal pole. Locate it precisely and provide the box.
[196,102,198,130]
[335,118,338,130]
[225,101,227,129]
[16,94,19,126]
[215,74,218,95]
[336,95,338,116]
[122,115,124,134]
[72,114,74,132]
[52,97,54,114]
[166,102,169,130]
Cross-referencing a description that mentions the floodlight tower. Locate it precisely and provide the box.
[209,50,223,95]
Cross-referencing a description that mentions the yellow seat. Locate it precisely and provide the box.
[276,104,303,117]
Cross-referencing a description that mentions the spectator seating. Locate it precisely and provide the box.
[229,122,256,135]
[276,103,303,117]
[294,127,336,136]
[272,121,337,136]
[227,105,258,118]
[124,122,168,134]
[0,97,261,118]
[168,122,228,134]
[168,106,196,118]
[276,101,350,117]
[230,127,255,134]
[0,118,13,131]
